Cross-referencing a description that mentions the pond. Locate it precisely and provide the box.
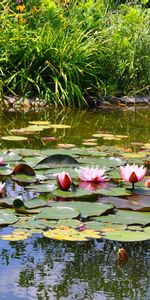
[0,106,150,300]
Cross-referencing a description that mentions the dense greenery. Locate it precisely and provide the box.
[0,0,150,107]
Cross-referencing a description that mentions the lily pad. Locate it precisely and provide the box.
[93,210,150,226]
[12,163,35,176]
[1,136,28,141]
[0,229,30,241]
[37,206,80,220]
[43,227,101,241]
[13,199,41,214]
[0,209,18,225]
[49,202,114,218]
[102,229,150,242]
[50,124,71,129]
[37,154,78,166]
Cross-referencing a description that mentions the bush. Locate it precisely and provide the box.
[0,0,150,106]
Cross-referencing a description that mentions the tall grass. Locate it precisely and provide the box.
[0,0,150,107]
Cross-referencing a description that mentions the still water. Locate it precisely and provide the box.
[0,106,150,300]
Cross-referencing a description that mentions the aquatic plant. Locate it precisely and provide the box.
[120,164,147,189]
[57,172,72,191]
[0,0,150,107]
[78,166,108,183]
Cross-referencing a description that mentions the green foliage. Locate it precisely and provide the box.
[0,0,150,106]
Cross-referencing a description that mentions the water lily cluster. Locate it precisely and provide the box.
[57,164,148,191]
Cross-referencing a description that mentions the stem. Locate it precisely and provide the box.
[132,182,135,190]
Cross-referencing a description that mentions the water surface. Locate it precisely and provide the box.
[0,106,150,300]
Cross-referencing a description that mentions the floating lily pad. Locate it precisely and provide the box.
[93,210,150,226]
[37,154,78,166]
[0,229,30,241]
[50,124,71,129]
[49,202,114,218]
[37,206,79,220]
[13,199,41,214]
[24,198,47,209]
[0,209,18,225]
[12,163,35,176]
[43,227,101,241]
[52,187,93,199]
[99,187,131,197]
[1,136,28,141]
[26,183,56,193]
[102,229,150,242]
[29,121,51,125]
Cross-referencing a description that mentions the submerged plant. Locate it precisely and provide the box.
[120,164,147,189]
[57,172,72,191]
[78,166,108,183]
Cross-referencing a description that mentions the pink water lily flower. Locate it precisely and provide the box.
[120,164,147,189]
[145,179,150,188]
[78,166,108,183]
[0,157,4,165]
[0,182,5,197]
[57,172,72,191]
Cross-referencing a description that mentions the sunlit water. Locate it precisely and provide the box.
[0,106,150,300]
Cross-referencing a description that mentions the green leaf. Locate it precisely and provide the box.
[99,187,131,197]
[13,199,41,214]
[37,154,78,166]
[0,209,18,225]
[102,230,150,242]
[37,206,80,220]
[49,202,114,218]
[52,187,93,199]
[93,210,150,226]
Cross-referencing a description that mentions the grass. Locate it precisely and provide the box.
[0,0,150,107]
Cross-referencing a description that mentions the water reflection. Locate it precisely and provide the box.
[0,107,150,299]
[0,236,149,299]
[0,107,150,149]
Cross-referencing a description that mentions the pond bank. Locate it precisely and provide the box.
[2,94,150,112]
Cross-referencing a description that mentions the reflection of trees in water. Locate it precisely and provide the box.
[0,237,149,299]
[1,107,150,149]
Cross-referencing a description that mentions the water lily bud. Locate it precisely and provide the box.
[57,172,72,191]
[145,179,150,188]
[117,247,128,261]
[0,157,5,166]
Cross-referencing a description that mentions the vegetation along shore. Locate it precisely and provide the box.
[1,0,150,107]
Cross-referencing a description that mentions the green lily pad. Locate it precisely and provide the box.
[102,229,150,242]
[78,157,124,168]
[37,154,78,166]
[58,219,82,228]
[26,183,56,193]
[49,202,114,218]
[93,210,150,226]
[52,187,93,199]
[99,187,131,197]
[0,209,18,225]
[37,206,80,220]
[24,198,47,209]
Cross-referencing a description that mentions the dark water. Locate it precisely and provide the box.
[0,106,150,300]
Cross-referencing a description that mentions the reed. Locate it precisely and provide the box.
[0,0,150,107]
